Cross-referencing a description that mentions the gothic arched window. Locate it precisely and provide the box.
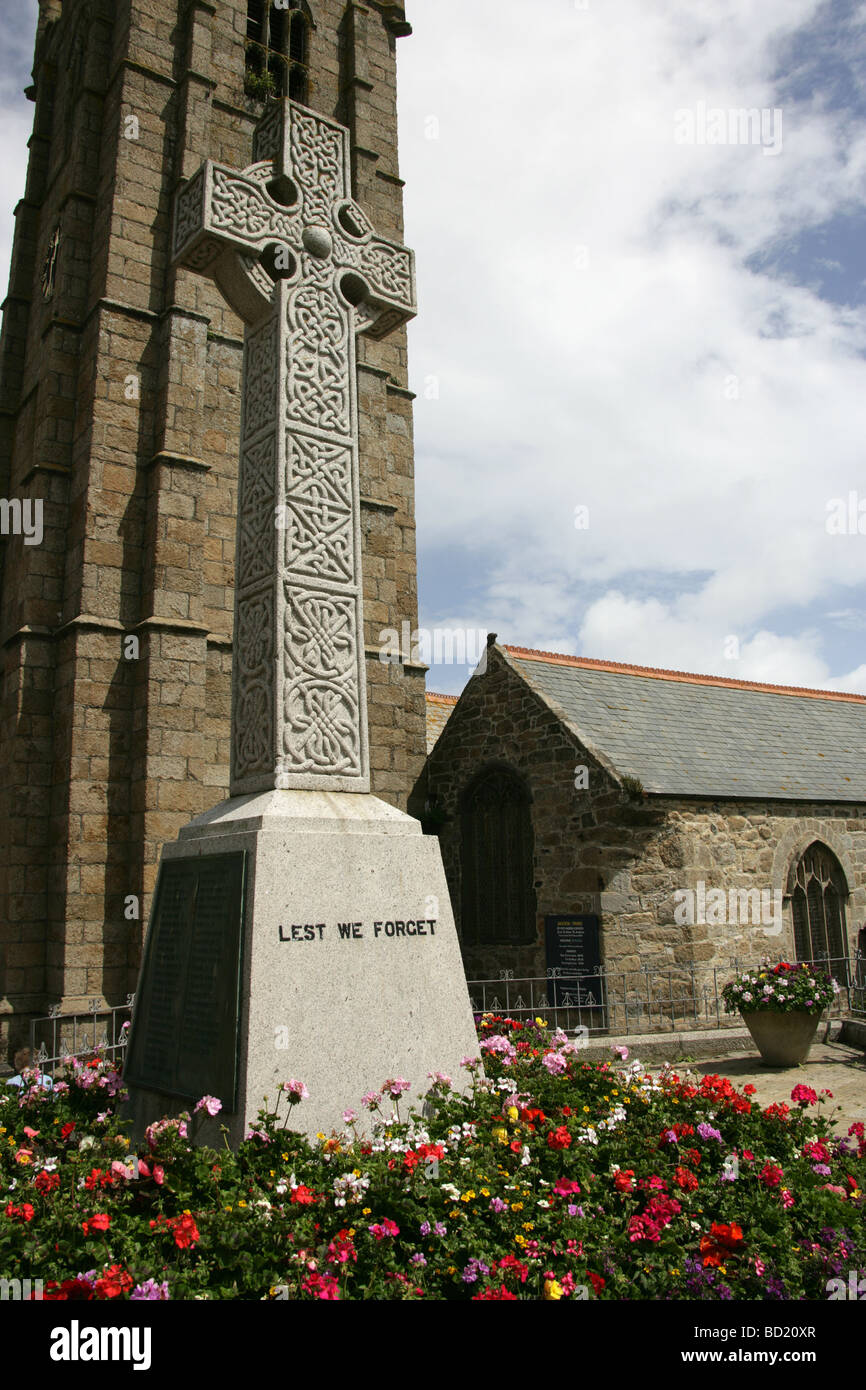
[245,2,311,102]
[460,766,536,946]
[790,842,849,967]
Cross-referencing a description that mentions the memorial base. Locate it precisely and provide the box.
[124,791,479,1145]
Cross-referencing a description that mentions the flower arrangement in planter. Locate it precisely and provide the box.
[722,961,838,1067]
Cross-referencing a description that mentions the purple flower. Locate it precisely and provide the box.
[697,1123,722,1143]
[434,1222,447,1237]
[420,1221,431,1236]
[812,1163,832,1177]
[410,1253,427,1268]
[131,1278,170,1301]
[462,1258,490,1284]
[489,1197,508,1213]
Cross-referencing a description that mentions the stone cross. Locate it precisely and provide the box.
[172,100,416,795]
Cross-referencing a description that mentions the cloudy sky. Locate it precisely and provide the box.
[2,1,864,697]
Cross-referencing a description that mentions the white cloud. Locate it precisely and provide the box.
[399,0,866,692]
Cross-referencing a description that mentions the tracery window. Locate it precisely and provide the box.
[245,1,311,102]
[790,842,849,967]
[460,767,536,945]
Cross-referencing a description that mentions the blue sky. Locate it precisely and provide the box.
[2,0,864,697]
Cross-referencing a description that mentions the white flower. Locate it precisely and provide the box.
[537,1200,550,1209]
[520,1145,531,1166]
[441,1183,461,1200]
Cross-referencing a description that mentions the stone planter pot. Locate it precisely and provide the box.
[740,1009,820,1067]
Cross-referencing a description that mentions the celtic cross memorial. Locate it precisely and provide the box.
[125,101,478,1144]
[174,98,416,794]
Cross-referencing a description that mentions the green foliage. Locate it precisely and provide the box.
[244,67,276,101]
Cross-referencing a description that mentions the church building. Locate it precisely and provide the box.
[415,640,866,988]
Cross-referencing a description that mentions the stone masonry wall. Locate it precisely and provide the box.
[0,0,426,1052]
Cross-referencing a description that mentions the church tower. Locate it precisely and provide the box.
[0,0,425,1053]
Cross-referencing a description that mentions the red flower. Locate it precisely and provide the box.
[547,1125,572,1151]
[34,1171,60,1195]
[82,1213,110,1236]
[498,1253,529,1283]
[759,1162,783,1188]
[673,1166,698,1192]
[95,1265,134,1299]
[43,1277,95,1301]
[710,1221,743,1250]
[473,1284,518,1300]
[588,1271,605,1296]
[4,1203,35,1223]
[60,1122,76,1141]
[614,1169,635,1193]
[743,1084,756,1095]
[172,1214,200,1249]
[290,1185,317,1206]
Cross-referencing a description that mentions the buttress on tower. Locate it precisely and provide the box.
[0,0,426,1054]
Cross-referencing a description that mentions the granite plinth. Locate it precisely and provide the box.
[125,791,479,1144]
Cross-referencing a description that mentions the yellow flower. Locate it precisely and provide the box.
[522,1222,534,1232]
[362,1207,371,1215]
[535,1017,547,1027]
[511,1202,523,1212]
[449,1208,461,1218]
[514,1234,526,1246]
[348,1228,355,1238]
[493,1127,508,1144]
[480,1188,490,1197]
[238,1200,247,1208]
[269,1170,275,1177]
[225,1205,232,1212]
[506,1106,519,1122]
[281,1153,289,1161]
[543,1279,563,1300]
[583,1105,590,1113]
[460,1191,476,1202]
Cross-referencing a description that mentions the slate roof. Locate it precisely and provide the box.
[501,646,866,802]
[425,692,458,753]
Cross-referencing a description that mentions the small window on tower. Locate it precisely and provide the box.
[245,2,311,104]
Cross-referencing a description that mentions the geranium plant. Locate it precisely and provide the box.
[722,960,837,1016]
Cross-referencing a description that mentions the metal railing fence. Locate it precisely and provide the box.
[467,954,865,1037]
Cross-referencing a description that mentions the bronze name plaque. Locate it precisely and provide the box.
[125,852,247,1111]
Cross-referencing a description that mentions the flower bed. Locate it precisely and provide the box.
[1,1018,863,1300]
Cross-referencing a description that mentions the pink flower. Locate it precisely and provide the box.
[780,1188,795,1209]
[553,1178,582,1196]
[790,1084,818,1106]
[194,1095,222,1117]
[342,1109,357,1124]
[613,1046,629,1061]
[542,1051,567,1076]
[754,1257,766,1276]
[369,1218,400,1240]
[282,1079,309,1104]
[23,1127,39,1139]
[381,1078,410,1099]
